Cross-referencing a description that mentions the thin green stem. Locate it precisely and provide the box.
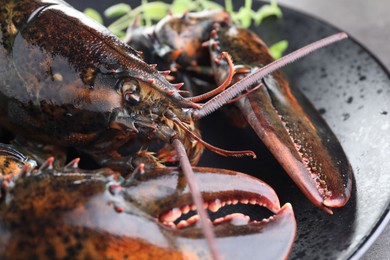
[225,0,233,13]
[141,0,152,27]
[245,0,252,11]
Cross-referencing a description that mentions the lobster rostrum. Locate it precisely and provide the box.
[125,10,353,214]
[0,0,350,258]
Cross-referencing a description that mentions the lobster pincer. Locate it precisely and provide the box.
[126,10,353,213]
[206,24,352,213]
[0,144,296,259]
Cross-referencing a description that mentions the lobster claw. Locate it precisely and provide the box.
[236,76,352,213]
[0,159,296,259]
[209,25,353,213]
[125,167,296,259]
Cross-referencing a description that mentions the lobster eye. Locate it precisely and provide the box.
[122,80,141,106]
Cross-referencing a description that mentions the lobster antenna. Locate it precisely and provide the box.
[192,32,348,120]
[187,52,234,102]
[172,138,221,260]
[170,113,256,158]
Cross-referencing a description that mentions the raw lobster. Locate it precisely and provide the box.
[125,10,353,213]
[0,0,350,258]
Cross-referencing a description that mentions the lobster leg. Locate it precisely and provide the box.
[205,25,352,212]
[0,143,36,178]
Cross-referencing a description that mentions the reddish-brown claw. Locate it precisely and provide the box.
[125,167,297,259]
[207,25,352,213]
[0,164,296,259]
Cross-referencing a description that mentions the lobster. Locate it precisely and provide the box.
[0,0,350,259]
[125,10,353,213]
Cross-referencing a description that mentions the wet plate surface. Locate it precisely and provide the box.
[255,6,390,259]
[69,1,390,259]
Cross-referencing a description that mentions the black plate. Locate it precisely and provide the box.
[67,1,390,259]
[255,5,390,259]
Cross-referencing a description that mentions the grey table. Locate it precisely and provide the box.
[278,1,390,259]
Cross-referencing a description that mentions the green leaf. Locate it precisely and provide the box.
[115,30,126,40]
[107,13,132,34]
[142,2,170,20]
[199,1,224,10]
[171,0,197,13]
[269,40,288,59]
[253,3,283,25]
[236,6,252,28]
[104,3,131,18]
[84,8,103,24]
